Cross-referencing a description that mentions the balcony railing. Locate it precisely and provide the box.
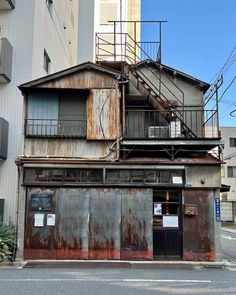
[25,119,87,138]
[124,110,219,139]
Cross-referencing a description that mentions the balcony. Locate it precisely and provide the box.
[124,109,219,139]
[0,0,15,9]
[0,117,9,160]
[25,119,87,138]
[0,38,13,82]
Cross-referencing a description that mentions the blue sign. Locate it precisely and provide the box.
[215,198,221,222]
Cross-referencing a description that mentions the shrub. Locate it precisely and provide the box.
[0,223,16,262]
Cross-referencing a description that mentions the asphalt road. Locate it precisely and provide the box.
[0,267,236,295]
[221,228,236,262]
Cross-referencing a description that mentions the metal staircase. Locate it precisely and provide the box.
[95,23,203,138]
[126,63,197,138]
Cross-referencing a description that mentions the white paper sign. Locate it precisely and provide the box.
[172,176,183,184]
[163,216,179,227]
[34,213,44,227]
[47,214,56,226]
[154,203,162,215]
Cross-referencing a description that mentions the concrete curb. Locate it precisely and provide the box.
[1,259,236,270]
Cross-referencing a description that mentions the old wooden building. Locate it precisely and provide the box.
[17,34,223,261]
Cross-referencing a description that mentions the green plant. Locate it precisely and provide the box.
[0,223,16,262]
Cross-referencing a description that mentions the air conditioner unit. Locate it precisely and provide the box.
[170,121,181,138]
[148,126,169,138]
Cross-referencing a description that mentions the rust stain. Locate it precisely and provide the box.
[183,251,216,262]
[182,190,215,261]
[39,71,115,90]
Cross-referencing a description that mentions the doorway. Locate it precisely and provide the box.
[153,190,182,259]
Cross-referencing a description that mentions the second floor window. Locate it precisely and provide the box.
[228,166,236,178]
[25,91,87,138]
[230,138,236,147]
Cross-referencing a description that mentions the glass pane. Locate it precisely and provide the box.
[24,168,37,182]
[37,169,50,181]
[106,170,119,183]
[119,170,131,183]
[50,169,64,182]
[64,169,76,182]
[159,171,170,183]
[145,170,157,183]
[131,170,144,183]
[87,169,103,183]
[169,191,180,202]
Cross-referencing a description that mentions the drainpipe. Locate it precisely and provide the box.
[13,163,21,261]
[114,81,121,161]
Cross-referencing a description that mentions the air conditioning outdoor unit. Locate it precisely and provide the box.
[148,126,169,138]
[170,121,181,138]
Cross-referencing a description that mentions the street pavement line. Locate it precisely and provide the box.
[0,278,212,283]
[222,234,236,241]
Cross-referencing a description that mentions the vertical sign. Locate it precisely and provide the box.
[215,198,221,222]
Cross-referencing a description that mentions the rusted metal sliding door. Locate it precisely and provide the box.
[89,188,121,259]
[121,188,153,260]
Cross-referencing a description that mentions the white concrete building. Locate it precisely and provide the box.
[77,0,141,63]
[220,126,236,223]
[0,0,79,223]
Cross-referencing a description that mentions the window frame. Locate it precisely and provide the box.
[228,166,236,178]
[229,138,236,148]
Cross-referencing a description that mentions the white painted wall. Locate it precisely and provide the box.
[0,0,78,223]
[221,127,236,202]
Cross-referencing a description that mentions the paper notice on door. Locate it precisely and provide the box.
[163,216,179,227]
[154,203,162,215]
[47,214,56,226]
[34,213,44,227]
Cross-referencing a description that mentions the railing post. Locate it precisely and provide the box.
[215,84,220,138]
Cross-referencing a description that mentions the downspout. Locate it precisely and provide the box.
[13,163,21,261]
[114,81,121,161]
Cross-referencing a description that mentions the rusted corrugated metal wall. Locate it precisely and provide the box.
[87,89,118,140]
[89,188,121,259]
[38,71,116,89]
[182,189,215,261]
[24,187,153,260]
[121,188,153,260]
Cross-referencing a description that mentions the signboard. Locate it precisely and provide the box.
[163,216,179,227]
[31,193,53,211]
[215,198,221,222]
[154,203,162,215]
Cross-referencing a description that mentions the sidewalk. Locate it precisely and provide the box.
[1,259,235,270]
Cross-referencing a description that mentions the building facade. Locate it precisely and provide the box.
[17,29,223,260]
[220,126,236,224]
[77,0,141,63]
[0,0,79,224]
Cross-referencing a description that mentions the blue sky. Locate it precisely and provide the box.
[141,0,236,127]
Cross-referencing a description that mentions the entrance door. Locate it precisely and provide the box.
[153,190,182,259]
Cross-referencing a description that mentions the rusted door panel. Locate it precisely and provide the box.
[56,188,90,259]
[182,190,215,261]
[89,188,121,259]
[121,188,153,260]
[24,188,58,259]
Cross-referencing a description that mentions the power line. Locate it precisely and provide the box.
[219,75,236,101]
